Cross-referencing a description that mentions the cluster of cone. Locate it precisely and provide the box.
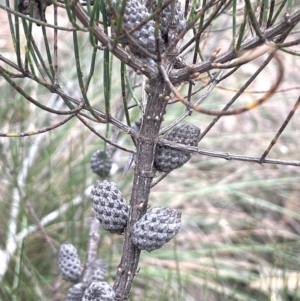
[60,121,200,299]
[58,243,113,301]
[18,0,186,47]
[90,123,200,246]
[106,0,186,64]
[90,180,181,252]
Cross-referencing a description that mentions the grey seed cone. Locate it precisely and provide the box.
[82,281,115,301]
[90,150,113,178]
[58,243,82,283]
[90,259,108,282]
[18,0,51,24]
[65,283,87,301]
[154,124,201,172]
[106,0,164,57]
[132,206,181,252]
[145,0,186,44]
[90,180,129,234]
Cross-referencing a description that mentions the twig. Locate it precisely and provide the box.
[157,138,300,167]
[199,51,275,140]
[260,95,300,163]
[151,171,171,188]
[0,3,81,30]
[0,134,45,279]
[26,202,57,255]
[160,47,284,116]
[0,112,81,137]
[54,4,59,84]
[159,79,218,135]
[81,214,100,283]
[76,115,136,154]
[170,8,300,84]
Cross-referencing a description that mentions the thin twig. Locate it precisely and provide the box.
[260,95,300,163]
[199,51,275,140]
[157,138,300,167]
[151,171,171,187]
[26,202,57,255]
[81,214,100,283]
[76,115,136,154]
[54,5,58,84]
[160,47,284,116]
[0,113,80,137]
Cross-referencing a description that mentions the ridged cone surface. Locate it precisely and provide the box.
[82,281,115,301]
[90,180,129,234]
[154,124,201,172]
[106,0,164,56]
[58,243,82,283]
[89,259,108,282]
[145,0,186,43]
[90,150,112,178]
[132,206,181,252]
[65,283,87,301]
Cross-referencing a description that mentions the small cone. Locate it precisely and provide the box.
[132,206,181,252]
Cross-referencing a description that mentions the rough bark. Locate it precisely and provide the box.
[113,79,169,300]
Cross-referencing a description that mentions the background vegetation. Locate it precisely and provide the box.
[1,1,300,300]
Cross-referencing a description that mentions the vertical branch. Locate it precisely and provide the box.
[85,1,101,91]
[54,4,59,84]
[23,9,33,71]
[267,0,275,27]
[244,0,264,40]
[270,0,287,26]
[121,63,131,127]
[14,0,24,70]
[103,49,111,117]
[262,0,270,28]
[81,214,101,283]
[113,78,169,300]
[41,22,55,79]
[0,134,44,279]
[232,0,237,47]
[235,7,247,52]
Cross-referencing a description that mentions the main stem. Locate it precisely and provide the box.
[113,79,169,300]
[70,4,170,299]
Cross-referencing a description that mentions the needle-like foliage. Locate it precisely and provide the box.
[1,1,300,300]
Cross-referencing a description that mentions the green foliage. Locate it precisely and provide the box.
[1,1,300,300]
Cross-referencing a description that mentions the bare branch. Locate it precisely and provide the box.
[158,138,300,167]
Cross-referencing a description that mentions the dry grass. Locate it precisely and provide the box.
[1,2,300,301]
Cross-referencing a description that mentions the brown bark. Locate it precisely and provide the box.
[113,79,169,300]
